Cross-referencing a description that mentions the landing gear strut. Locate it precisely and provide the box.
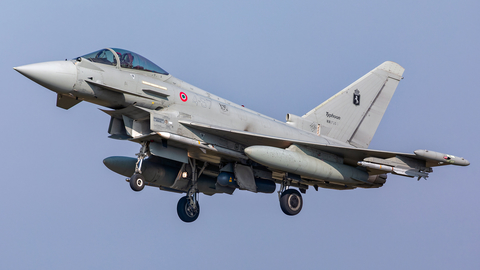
[129,142,149,192]
[176,158,208,223]
[278,180,303,216]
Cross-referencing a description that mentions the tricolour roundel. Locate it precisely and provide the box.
[180,92,188,102]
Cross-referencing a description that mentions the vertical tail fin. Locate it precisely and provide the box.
[303,61,405,148]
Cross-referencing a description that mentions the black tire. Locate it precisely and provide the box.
[130,173,145,192]
[177,196,200,223]
[280,189,303,216]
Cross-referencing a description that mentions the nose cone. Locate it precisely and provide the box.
[14,61,77,94]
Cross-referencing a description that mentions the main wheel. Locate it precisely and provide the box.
[177,196,200,223]
[130,173,145,192]
[280,189,303,216]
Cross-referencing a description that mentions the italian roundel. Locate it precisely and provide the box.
[180,92,188,102]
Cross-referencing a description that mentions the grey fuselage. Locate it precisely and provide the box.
[70,55,343,150]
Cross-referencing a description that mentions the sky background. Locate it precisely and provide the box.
[2,0,479,269]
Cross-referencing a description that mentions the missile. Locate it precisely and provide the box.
[414,149,470,166]
[357,161,394,173]
[157,132,247,160]
[244,146,369,184]
[216,172,276,193]
[157,132,211,150]
[357,161,429,178]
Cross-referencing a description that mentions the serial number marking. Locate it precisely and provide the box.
[326,119,338,125]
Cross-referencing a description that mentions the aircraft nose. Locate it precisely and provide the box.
[14,61,77,94]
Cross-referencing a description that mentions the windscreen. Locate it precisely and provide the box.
[80,49,117,66]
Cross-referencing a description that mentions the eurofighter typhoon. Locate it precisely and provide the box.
[14,48,470,222]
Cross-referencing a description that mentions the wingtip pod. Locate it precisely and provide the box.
[376,61,405,78]
[414,149,470,166]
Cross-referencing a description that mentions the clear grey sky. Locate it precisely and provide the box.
[2,0,479,269]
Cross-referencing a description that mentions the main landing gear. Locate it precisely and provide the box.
[278,180,303,216]
[176,158,208,223]
[177,195,200,223]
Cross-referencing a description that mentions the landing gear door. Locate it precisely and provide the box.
[234,164,257,192]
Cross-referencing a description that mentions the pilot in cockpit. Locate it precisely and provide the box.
[119,52,134,69]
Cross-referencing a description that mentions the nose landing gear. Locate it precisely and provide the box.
[129,142,149,192]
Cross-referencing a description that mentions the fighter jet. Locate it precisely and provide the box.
[14,48,470,222]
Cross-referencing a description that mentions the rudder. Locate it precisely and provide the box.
[302,61,405,148]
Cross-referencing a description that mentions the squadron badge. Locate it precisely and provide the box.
[353,89,360,106]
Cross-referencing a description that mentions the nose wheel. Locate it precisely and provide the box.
[129,173,145,191]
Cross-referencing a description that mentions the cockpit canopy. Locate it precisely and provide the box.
[80,48,169,75]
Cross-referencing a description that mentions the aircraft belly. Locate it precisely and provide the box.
[157,138,223,164]
[150,142,188,163]
[188,150,222,164]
